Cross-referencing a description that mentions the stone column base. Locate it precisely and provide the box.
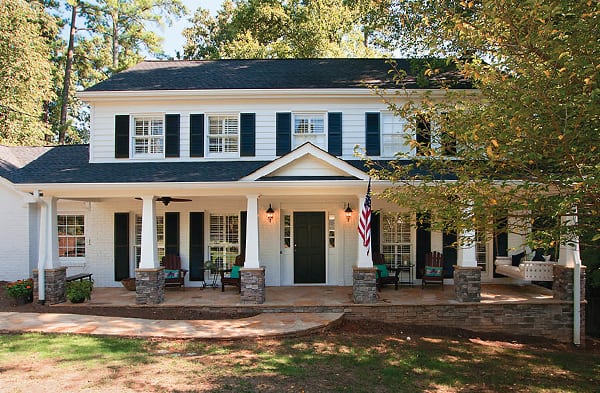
[553,265,586,301]
[135,268,165,305]
[241,267,266,304]
[453,265,481,303]
[353,266,377,304]
[33,267,67,305]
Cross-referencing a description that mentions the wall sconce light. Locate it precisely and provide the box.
[266,204,275,223]
[344,203,353,222]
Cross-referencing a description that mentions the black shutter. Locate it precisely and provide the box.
[276,112,291,155]
[165,114,180,157]
[189,212,205,281]
[240,113,256,157]
[190,114,204,157]
[442,230,457,278]
[240,211,247,257]
[365,112,380,156]
[371,211,380,257]
[416,116,431,156]
[164,212,180,257]
[115,115,129,158]
[114,213,130,281]
[328,112,342,156]
[416,213,431,278]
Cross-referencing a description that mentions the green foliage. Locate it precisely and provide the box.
[0,0,56,145]
[183,0,393,59]
[65,280,93,303]
[4,278,34,299]
[367,1,600,269]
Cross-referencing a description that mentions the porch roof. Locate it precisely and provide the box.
[3,144,393,185]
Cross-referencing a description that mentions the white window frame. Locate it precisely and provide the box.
[134,214,165,268]
[131,114,165,159]
[208,213,240,270]
[381,112,412,157]
[57,213,86,266]
[206,113,240,157]
[381,212,413,269]
[292,112,327,149]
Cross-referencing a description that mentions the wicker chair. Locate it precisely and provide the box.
[220,254,245,292]
[162,254,188,289]
[422,251,444,289]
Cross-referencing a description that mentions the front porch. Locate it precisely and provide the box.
[46,283,584,343]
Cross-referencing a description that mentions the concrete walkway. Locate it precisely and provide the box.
[0,311,344,340]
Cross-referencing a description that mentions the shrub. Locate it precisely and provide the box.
[65,280,93,303]
[5,278,34,299]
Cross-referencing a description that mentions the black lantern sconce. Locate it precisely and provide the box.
[266,204,275,223]
[344,203,353,222]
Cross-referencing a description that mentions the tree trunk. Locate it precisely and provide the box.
[112,10,119,70]
[59,4,77,144]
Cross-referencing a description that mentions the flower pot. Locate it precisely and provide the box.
[69,296,86,304]
[121,278,136,291]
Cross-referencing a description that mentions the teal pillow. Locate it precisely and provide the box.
[230,265,241,279]
[165,269,179,279]
[374,264,389,278]
[424,266,443,277]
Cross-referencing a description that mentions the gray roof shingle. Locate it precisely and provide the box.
[85,59,470,92]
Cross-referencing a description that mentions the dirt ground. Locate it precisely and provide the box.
[1,281,599,354]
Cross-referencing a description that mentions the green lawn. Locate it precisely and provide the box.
[0,330,598,392]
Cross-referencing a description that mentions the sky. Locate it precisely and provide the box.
[159,0,223,58]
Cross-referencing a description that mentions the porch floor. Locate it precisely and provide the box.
[58,283,555,309]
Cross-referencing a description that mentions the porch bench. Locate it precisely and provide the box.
[66,273,93,282]
[495,258,555,281]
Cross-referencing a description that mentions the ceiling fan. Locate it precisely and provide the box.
[135,196,192,206]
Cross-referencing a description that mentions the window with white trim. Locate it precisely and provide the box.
[133,116,164,157]
[57,215,85,257]
[381,112,411,157]
[134,215,165,268]
[381,213,412,269]
[207,114,239,155]
[209,214,239,269]
[475,229,487,271]
[328,214,336,248]
[293,113,325,149]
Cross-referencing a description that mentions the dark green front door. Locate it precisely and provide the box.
[294,212,326,284]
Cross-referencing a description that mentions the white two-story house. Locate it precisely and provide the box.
[2,59,529,304]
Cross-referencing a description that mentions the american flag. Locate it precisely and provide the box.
[358,178,372,256]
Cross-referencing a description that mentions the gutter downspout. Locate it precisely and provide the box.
[35,192,46,304]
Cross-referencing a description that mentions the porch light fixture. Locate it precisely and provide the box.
[266,204,275,223]
[344,203,353,222]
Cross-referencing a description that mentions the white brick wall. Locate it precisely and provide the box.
[0,184,31,281]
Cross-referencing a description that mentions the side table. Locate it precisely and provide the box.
[397,264,414,287]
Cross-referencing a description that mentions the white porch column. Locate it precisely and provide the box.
[457,229,478,267]
[244,194,260,268]
[139,195,159,269]
[356,194,372,268]
[558,215,581,268]
[40,196,60,270]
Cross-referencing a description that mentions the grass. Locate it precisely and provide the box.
[0,331,598,392]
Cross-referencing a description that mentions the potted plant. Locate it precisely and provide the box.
[5,278,34,305]
[65,280,93,303]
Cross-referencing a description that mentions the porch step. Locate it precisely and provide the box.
[0,311,344,340]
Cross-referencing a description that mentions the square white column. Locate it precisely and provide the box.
[244,194,260,268]
[139,195,159,269]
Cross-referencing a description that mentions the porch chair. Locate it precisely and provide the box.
[162,254,188,289]
[220,254,245,292]
[373,253,399,291]
[422,251,444,289]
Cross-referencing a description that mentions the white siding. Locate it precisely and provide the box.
[0,184,32,281]
[88,95,398,163]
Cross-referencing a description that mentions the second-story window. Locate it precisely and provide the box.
[293,113,325,149]
[133,116,164,157]
[381,112,410,157]
[208,114,239,156]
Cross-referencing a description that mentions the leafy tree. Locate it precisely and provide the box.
[0,0,57,145]
[367,1,599,259]
[183,0,392,59]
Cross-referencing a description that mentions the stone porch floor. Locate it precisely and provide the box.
[56,283,555,309]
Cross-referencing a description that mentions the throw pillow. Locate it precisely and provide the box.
[165,269,179,279]
[424,266,443,277]
[230,265,241,279]
[511,251,526,266]
[374,264,389,278]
